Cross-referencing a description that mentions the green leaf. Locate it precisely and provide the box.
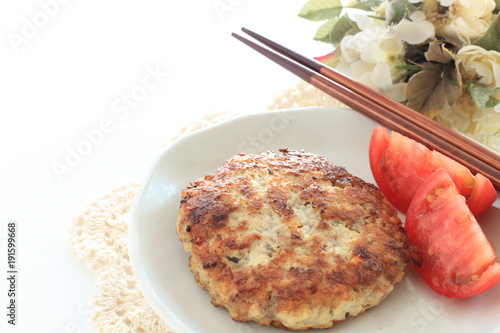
[314,15,355,46]
[495,0,500,12]
[299,0,344,21]
[486,95,500,108]
[351,0,384,11]
[298,0,384,22]
[474,15,500,52]
[389,2,422,24]
[467,82,500,114]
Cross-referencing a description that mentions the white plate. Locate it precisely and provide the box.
[129,107,500,333]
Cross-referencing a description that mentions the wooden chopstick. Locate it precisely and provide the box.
[239,28,500,169]
[231,29,500,191]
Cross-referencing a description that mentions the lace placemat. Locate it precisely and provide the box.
[68,81,345,332]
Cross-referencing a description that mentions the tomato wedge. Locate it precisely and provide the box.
[405,169,500,298]
[369,126,496,216]
[466,173,498,218]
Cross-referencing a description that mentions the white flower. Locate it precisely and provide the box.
[338,0,500,151]
[340,25,406,63]
[424,0,496,45]
[438,0,455,6]
[393,11,435,44]
[338,35,360,64]
[454,45,500,87]
[371,63,407,101]
[346,8,386,31]
[436,93,500,151]
[335,8,410,101]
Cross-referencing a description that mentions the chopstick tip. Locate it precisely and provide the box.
[231,32,243,41]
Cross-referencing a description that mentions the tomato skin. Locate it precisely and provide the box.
[368,125,394,208]
[368,126,494,217]
[405,169,500,298]
[440,263,500,298]
[314,51,340,67]
[313,52,334,63]
[466,173,497,217]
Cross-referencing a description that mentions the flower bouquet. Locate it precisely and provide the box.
[299,0,500,152]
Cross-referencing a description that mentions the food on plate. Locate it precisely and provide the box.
[405,169,500,298]
[466,173,498,220]
[369,126,496,216]
[176,149,417,330]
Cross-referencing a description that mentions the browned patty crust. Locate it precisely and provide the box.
[176,149,413,330]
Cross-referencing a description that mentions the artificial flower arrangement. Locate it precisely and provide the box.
[299,0,500,152]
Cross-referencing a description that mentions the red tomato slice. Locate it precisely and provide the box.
[405,169,500,298]
[466,173,497,217]
[369,126,495,216]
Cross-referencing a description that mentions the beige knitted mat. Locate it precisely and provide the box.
[68,81,345,333]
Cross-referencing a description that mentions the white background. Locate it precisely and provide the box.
[2,1,500,333]
[0,1,331,332]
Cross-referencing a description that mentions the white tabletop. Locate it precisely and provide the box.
[0,1,332,332]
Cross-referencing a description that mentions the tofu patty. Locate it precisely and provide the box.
[176,149,413,330]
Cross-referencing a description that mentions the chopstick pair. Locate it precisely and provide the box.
[232,28,500,192]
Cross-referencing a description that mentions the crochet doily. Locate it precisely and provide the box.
[68,81,345,332]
